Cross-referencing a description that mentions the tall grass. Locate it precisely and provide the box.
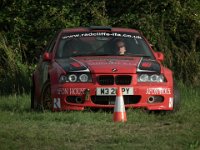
[0,33,33,95]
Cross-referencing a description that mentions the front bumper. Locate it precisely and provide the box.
[51,83,174,111]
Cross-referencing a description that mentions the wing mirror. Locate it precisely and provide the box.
[43,52,52,61]
[154,52,164,62]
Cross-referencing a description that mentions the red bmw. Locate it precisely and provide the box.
[31,26,180,112]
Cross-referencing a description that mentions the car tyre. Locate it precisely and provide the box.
[31,77,38,110]
[40,81,53,111]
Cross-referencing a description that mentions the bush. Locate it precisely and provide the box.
[0,33,33,95]
[1,0,200,95]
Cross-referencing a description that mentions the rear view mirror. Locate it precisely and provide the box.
[154,52,164,62]
[43,52,52,61]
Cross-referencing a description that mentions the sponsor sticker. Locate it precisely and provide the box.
[146,88,171,95]
[54,98,61,109]
[87,61,135,66]
[62,32,142,39]
[141,62,152,68]
[57,88,86,95]
[169,97,173,108]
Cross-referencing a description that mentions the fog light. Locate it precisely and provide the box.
[147,96,164,103]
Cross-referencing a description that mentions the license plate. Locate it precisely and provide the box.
[96,87,133,96]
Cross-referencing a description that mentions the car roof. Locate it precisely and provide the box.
[60,26,140,34]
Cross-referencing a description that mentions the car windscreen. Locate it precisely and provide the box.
[55,32,154,58]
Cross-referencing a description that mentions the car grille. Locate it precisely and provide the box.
[91,95,141,105]
[98,75,132,85]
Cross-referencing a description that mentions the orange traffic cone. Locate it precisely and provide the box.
[113,87,127,122]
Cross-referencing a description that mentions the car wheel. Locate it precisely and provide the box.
[40,81,52,111]
[173,84,181,112]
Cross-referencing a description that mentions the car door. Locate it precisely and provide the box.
[34,34,57,94]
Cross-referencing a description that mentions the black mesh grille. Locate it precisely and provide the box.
[98,75,132,85]
[91,95,141,105]
[98,75,114,85]
[115,75,132,85]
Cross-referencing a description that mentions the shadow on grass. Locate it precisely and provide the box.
[0,94,180,117]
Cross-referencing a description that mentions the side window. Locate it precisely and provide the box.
[47,40,56,52]
[45,31,60,52]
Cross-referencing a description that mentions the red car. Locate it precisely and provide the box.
[31,26,180,112]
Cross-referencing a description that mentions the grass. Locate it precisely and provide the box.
[0,84,200,150]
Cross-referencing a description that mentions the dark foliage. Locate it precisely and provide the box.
[0,0,200,94]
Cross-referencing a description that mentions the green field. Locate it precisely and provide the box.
[0,84,200,150]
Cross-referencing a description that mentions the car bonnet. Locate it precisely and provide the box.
[56,56,145,74]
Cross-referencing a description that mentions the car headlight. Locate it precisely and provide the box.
[138,74,149,82]
[59,73,92,83]
[79,74,88,82]
[59,75,68,83]
[150,74,164,82]
[68,74,77,82]
[138,74,165,82]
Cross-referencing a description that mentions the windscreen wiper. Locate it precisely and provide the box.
[124,53,151,57]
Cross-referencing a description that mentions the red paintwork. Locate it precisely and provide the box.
[32,27,175,111]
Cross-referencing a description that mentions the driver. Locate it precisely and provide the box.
[114,39,127,55]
